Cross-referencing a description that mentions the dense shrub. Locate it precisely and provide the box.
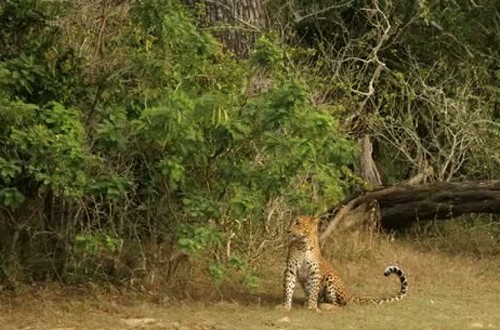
[0,0,356,286]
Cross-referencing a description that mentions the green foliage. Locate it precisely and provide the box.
[0,157,21,184]
[71,233,125,280]
[208,262,224,286]
[74,233,123,257]
[0,0,52,59]
[87,174,132,200]
[8,102,89,197]
[94,107,130,150]
[177,224,223,257]
[251,35,285,69]
[0,0,88,106]
[182,196,221,219]
[208,256,260,292]
[0,187,25,209]
[0,0,358,284]
[131,0,215,56]
[228,255,260,292]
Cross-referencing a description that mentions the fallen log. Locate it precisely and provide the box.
[320,180,500,241]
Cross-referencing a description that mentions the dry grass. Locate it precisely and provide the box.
[1,224,500,330]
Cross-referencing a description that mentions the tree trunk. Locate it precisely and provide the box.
[320,180,500,241]
[183,0,265,56]
[358,134,382,185]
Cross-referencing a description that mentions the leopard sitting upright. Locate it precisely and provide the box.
[278,215,408,311]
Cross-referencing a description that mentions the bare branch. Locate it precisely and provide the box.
[294,1,354,23]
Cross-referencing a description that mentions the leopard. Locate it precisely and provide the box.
[278,215,408,311]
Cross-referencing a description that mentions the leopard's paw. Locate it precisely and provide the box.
[275,304,292,312]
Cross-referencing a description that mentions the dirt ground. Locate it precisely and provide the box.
[1,239,500,330]
[1,284,499,330]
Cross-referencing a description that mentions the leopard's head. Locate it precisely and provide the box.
[288,216,319,241]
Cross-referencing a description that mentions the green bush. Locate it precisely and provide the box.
[0,0,356,286]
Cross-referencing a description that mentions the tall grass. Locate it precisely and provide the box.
[404,215,500,257]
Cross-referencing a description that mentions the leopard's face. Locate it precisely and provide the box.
[288,216,319,242]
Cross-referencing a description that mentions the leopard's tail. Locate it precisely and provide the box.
[351,266,408,304]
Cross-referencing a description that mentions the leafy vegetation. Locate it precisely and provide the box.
[0,0,355,287]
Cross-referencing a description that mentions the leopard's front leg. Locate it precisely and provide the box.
[278,262,298,311]
[305,261,321,311]
[281,266,297,310]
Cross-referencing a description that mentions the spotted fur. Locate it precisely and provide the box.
[279,216,408,311]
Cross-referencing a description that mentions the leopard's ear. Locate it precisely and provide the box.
[312,216,320,224]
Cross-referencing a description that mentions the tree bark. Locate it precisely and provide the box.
[320,180,500,241]
[358,134,382,185]
[183,0,265,56]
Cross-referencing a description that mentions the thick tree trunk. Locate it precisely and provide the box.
[183,0,264,56]
[320,180,500,241]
